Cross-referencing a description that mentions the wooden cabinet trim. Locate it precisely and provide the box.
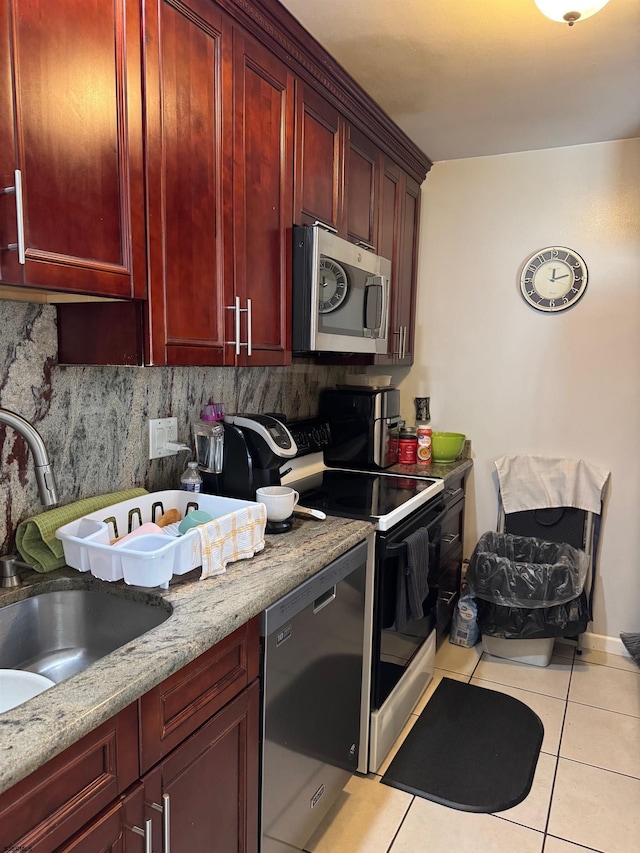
[0,0,146,297]
[218,0,431,182]
[139,617,259,772]
[151,680,260,853]
[230,25,294,365]
[294,81,344,230]
[0,702,138,853]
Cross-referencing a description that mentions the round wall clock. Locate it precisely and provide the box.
[519,247,588,312]
[318,257,349,313]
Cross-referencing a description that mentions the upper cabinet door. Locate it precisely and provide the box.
[144,0,228,366]
[0,0,145,297]
[395,174,420,365]
[293,83,343,232]
[376,157,402,363]
[344,125,380,251]
[375,157,421,366]
[231,29,294,366]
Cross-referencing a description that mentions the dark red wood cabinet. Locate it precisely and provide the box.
[293,84,381,252]
[230,28,294,366]
[344,125,380,251]
[58,0,294,367]
[0,619,260,853]
[145,0,294,366]
[0,0,146,298]
[5,0,430,366]
[144,0,228,367]
[375,156,421,366]
[0,703,139,852]
[294,83,343,233]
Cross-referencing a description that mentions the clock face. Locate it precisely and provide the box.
[318,257,349,313]
[520,247,588,312]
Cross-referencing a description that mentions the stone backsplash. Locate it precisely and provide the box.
[0,300,352,553]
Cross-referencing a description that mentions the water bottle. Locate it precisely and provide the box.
[180,461,203,493]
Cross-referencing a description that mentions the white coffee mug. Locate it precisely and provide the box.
[255,486,299,522]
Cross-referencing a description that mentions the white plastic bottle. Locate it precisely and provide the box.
[180,461,203,492]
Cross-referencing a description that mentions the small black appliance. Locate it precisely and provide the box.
[200,414,297,502]
[319,387,402,470]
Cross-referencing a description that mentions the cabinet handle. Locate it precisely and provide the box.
[312,219,337,234]
[151,794,171,853]
[356,239,376,251]
[128,818,153,853]
[439,590,457,606]
[441,533,460,545]
[2,169,25,264]
[399,326,406,360]
[163,793,171,853]
[226,296,241,355]
[225,298,252,356]
[393,328,401,356]
[246,298,252,356]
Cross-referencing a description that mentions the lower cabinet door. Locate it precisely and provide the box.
[143,680,260,853]
[60,784,146,853]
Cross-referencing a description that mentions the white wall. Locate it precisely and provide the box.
[399,139,640,641]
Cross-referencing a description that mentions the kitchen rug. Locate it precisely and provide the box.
[381,677,543,813]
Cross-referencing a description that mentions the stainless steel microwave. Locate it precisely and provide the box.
[292,225,391,354]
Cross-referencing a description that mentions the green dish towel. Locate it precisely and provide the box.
[16,488,148,573]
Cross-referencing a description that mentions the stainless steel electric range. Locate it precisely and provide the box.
[281,418,446,774]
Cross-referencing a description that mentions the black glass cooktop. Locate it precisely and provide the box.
[294,468,438,521]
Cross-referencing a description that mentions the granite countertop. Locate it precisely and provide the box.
[0,515,374,795]
[388,455,473,483]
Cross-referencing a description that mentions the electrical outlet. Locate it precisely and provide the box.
[148,417,179,459]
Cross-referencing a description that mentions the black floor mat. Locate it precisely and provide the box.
[381,677,544,813]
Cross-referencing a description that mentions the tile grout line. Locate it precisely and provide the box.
[539,647,574,849]
[556,754,640,783]
[384,794,415,853]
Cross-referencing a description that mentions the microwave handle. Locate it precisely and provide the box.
[364,276,385,337]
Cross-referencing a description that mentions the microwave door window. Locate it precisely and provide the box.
[318,258,369,339]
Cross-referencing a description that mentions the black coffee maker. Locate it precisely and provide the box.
[200,414,297,501]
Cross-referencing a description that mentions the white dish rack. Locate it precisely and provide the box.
[56,491,261,588]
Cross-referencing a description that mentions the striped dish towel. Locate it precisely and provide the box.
[196,503,267,579]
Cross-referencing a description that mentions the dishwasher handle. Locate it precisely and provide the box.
[313,585,336,614]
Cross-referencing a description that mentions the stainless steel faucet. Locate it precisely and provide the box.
[0,408,59,507]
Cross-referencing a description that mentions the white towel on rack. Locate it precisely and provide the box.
[494,455,610,515]
[197,503,267,579]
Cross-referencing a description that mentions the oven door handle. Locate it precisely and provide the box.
[385,505,449,556]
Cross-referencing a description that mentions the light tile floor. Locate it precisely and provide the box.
[304,641,640,853]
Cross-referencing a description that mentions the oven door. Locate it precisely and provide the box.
[372,497,447,712]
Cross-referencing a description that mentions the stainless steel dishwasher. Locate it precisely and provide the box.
[260,537,373,852]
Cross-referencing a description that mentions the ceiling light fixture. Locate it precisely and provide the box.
[534,1,611,26]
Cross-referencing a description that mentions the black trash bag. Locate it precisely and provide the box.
[468,531,588,608]
[476,592,590,640]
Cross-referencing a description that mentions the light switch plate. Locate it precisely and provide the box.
[148,417,179,459]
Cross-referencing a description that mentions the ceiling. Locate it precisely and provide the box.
[278,0,640,162]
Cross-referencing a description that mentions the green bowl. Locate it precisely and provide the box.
[431,432,466,462]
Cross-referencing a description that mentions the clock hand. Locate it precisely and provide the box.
[549,273,569,282]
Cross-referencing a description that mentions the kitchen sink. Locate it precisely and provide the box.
[0,586,172,684]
